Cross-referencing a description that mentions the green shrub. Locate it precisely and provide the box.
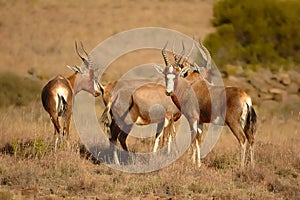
[0,72,42,107]
[204,0,300,70]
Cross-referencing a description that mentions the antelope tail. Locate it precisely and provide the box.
[243,103,257,145]
[57,94,67,117]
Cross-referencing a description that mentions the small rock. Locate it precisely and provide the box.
[289,70,300,85]
[269,88,285,94]
[287,82,300,94]
[269,88,287,102]
[258,92,273,100]
[248,76,269,93]
[259,100,280,113]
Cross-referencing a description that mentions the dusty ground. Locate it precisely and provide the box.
[0,0,300,199]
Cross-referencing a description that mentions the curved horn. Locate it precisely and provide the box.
[162,42,170,66]
[198,39,211,70]
[80,41,89,58]
[75,41,89,67]
[80,41,93,69]
[175,41,185,66]
[185,40,195,61]
[172,40,179,63]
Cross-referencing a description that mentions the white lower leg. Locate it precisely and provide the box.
[241,142,246,169]
[153,136,161,153]
[196,139,201,167]
[250,145,254,168]
[114,147,120,165]
[55,136,59,151]
[192,144,196,164]
[167,134,172,154]
[153,118,169,153]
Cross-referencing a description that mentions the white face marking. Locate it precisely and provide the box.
[166,74,176,93]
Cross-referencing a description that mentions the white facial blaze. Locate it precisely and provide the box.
[166,74,176,94]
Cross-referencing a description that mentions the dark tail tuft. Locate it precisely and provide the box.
[244,105,257,145]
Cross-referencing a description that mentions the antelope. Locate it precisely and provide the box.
[100,68,183,164]
[41,42,102,150]
[155,43,202,167]
[171,40,257,168]
[99,45,199,164]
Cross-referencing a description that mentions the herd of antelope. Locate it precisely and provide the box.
[41,39,257,169]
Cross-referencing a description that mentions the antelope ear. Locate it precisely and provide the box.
[190,64,197,72]
[154,64,164,76]
[193,62,201,72]
[66,65,80,73]
[179,66,189,77]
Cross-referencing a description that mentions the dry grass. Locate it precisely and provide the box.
[0,101,299,199]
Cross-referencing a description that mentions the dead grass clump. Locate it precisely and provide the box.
[188,182,214,194]
[1,137,52,159]
[234,168,265,186]
[267,177,300,199]
[0,191,13,200]
[206,152,233,170]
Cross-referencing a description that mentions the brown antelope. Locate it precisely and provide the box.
[100,70,183,164]
[99,44,199,164]
[155,43,202,166]
[41,42,102,150]
[172,40,257,168]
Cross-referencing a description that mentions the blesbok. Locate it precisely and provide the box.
[171,40,257,168]
[99,44,200,164]
[41,42,102,150]
[99,67,183,164]
[155,43,202,167]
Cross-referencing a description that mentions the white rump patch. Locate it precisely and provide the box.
[240,96,252,129]
[240,102,248,129]
[56,87,69,115]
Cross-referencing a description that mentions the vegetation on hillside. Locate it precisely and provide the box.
[204,0,300,69]
[0,72,42,107]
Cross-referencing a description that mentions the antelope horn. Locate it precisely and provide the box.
[185,40,195,61]
[80,41,93,69]
[198,39,211,70]
[172,40,179,63]
[175,41,185,66]
[75,41,89,67]
[162,42,170,66]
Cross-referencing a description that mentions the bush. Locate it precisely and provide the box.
[204,0,300,70]
[0,72,42,107]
